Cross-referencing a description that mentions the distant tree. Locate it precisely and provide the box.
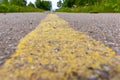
[10,0,16,5]
[28,2,35,8]
[10,0,27,6]
[57,0,62,7]
[35,0,42,8]
[21,0,27,6]
[62,0,103,7]
[41,1,52,10]
[62,0,75,7]
[35,0,52,10]
[2,0,8,4]
[0,0,8,4]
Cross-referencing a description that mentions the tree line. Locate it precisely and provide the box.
[0,0,52,10]
[58,0,120,7]
[60,0,102,7]
[57,0,120,12]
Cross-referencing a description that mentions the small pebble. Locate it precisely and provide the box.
[31,66,35,70]
[52,47,60,54]
[115,49,120,55]
[101,64,110,72]
[87,75,97,80]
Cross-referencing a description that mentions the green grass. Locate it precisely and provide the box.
[56,3,120,13]
[0,4,44,12]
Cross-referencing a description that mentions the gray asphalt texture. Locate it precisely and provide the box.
[0,13,47,65]
[57,13,120,54]
[0,12,120,65]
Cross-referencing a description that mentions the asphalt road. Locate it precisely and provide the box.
[0,13,119,80]
[0,13,47,64]
[57,13,120,54]
[0,12,120,65]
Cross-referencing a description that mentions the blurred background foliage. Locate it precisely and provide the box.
[0,0,52,12]
[56,0,120,12]
[0,0,120,13]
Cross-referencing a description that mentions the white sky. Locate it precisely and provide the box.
[27,0,59,10]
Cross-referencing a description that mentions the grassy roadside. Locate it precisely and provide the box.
[56,3,120,13]
[0,4,44,12]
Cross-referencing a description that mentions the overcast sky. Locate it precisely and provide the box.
[27,0,59,10]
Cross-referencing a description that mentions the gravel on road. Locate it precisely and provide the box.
[0,13,47,65]
[57,13,120,54]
